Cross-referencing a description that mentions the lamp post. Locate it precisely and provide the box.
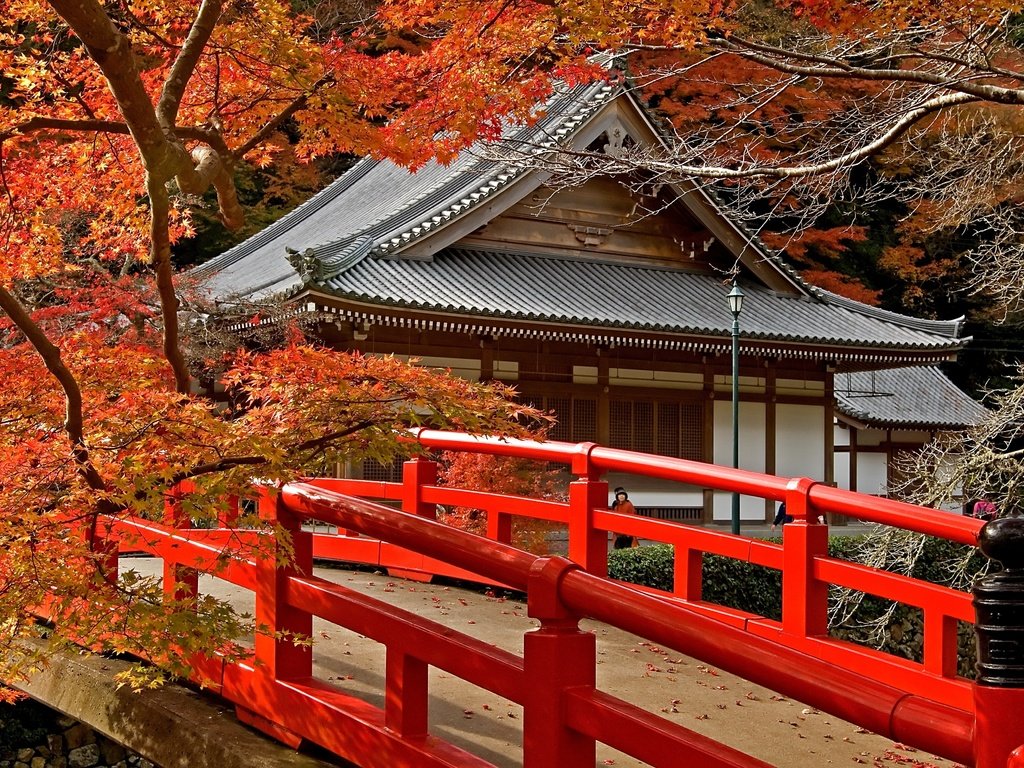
[727,279,745,536]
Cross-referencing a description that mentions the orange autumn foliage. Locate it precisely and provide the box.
[2,0,1019,695]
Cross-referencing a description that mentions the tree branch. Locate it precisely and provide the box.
[718,35,1024,106]
[502,90,977,180]
[293,421,376,453]
[47,0,191,180]
[0,286,107,493]
[168,421,377,484]
[145,175,191,394]
[233,76,334,160]
[170,456,267,484]
[157,0,224,130]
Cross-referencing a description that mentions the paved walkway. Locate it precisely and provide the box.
[123,556,961,768]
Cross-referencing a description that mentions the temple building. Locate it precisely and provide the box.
[194,79,985,525]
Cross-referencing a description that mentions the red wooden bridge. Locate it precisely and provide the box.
[89,430,1023,768]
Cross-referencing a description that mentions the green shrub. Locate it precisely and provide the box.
[607,535,987,678]
[608,544,781,619]
[608,544,674,592]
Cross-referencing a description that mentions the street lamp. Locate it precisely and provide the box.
[727,279,745,535]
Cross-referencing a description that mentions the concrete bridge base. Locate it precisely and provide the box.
[14,641,338,768]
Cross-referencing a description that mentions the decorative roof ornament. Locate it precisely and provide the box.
[603,124,627,157]
[285,247,322,283]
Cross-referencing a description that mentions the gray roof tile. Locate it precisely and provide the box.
[835,367,987,428]
[323,248,961,352]
[193,78,965,359]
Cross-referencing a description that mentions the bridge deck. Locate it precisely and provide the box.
[122,556,957,768]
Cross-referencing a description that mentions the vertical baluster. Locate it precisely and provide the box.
[568,443,608,576]
[385,649,429,739]
[922,610,958,678]
[402,457,438,519]
[674,546,703,601]
[780,477,828,638]
[254,487,313,680]
[163,480,198,604]
[486,507,513,544]
[523,557,595,768]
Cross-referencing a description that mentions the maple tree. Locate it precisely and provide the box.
[436,451,567,553]
[0,0,576,692]
[4,0,1024,696]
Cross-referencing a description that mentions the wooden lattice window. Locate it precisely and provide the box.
[547,397,571,442]
[361,458,403,483]
[571,398,597,443]
[523,394,596,443]
[611,398,703,460]
[678,403,703,461]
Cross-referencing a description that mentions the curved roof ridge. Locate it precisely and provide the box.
[372,79,619,259]
[819,289,964,338]
[190,158,377,278]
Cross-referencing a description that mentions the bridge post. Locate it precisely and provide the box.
[402,458,438,519]
[781,478,828,638]
[523,557,596,768]
[972,512,1024,768]
[254,487,313,680]
[217,493,241,528]
[569,443,608,576]
[162,481,198,604]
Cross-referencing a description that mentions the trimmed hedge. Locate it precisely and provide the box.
[608,535,988,677]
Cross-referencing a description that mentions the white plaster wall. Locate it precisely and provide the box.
[394,355,481,381]
[776,403,825,480]
[711,400,767,522]
[834,451,851,491]
[833,423,851,447]
[857,452,888,495]
[494,360,518,380]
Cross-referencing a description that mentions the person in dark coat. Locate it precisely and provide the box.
[611,487,637,549]
[770,502,794,532]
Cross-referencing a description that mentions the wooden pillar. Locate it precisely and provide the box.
[597,345,610,446]
[702,356,715,523]
[886,428,894,494]
[823,368,835,487]
[764,361,777,523]
[479,335,494,382]
[849,426,859,493]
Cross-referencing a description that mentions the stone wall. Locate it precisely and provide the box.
[1,715,155,768]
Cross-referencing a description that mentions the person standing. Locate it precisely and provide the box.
[771,502,793,532]
[974,496,998,521]
[612,487,637,549]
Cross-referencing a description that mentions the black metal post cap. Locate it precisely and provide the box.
[978,510,1024,571]
[974,510,1024,687]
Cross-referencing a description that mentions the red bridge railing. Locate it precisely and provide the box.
[95,431,1023,768]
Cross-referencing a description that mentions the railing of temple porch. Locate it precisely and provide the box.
[94,430,1024,767]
